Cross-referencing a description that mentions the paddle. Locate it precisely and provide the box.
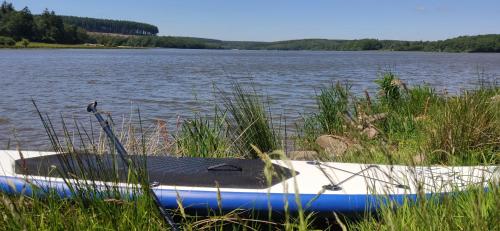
[87,101,179,231]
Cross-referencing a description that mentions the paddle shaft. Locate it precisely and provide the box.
[86,102,179,231]
[86,102,129,164]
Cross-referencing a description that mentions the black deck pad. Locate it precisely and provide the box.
[15,153,296,189]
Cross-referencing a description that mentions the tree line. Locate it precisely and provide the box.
[217,35,500,52]
[90,34,500,52]
[61,16,158,35]
[88,34,219,49]
[0,1,88,44]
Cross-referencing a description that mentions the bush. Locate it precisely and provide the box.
[375,72,404,108]
[21,38,30,47]
[0,36,16,47]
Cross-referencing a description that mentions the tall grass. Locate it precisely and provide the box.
[221,83,280,158]
[425,88,500,164]
[350,183,500,231]
[295,82,352,151]
[315,82,351,135]
[374,73,440,140]
[176,109,234,158]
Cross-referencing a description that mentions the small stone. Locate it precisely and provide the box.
[315,135,349,156]
[365,113,387,123]
[412,154,426,165]
[414,115,428,121]
[0,117,8,125]
[390,79,403,87]
[490,95,500,104]
[362,126,379,139]
[289,150,318,160]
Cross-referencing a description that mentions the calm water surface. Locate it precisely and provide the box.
[0,49,499,148]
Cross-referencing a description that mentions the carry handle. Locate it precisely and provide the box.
[207,163,242,172]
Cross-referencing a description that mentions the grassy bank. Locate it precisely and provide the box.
[2,41,136,49]
[1,74,498,230]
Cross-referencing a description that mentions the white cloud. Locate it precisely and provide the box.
[415,5,426,12]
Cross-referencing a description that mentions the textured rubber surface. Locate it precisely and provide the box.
[15,153,296,189]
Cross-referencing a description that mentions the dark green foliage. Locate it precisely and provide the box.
[88,34,221,49]
[87,34,500,52]
[20,37,28,47]
[62,23,89,44]
[0,35,14,46]
[436,34,500,52]
[0,2,87,44]
[35,9,65,43]
[0,6,34,40]
[375,72,403,108]
[214,35,500,52]
[61,15,158,35]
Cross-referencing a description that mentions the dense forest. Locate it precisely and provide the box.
[92,34,500,52]
[225,35,500,52]
[0,2,159,46]
[0,2,87,44]
[1,1,499,52]
[61,16,158,35]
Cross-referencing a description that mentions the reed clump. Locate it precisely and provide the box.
[220,83,280,158]
[425,88,500,164]
[176,110,233,158]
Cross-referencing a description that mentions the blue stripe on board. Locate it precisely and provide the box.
[153,189,420,212]
[0,176,433,213]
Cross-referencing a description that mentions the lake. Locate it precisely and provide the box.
[0,49,499,149]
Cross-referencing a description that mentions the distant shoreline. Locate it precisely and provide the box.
[2,45,499,54]
[0,41,146,49]
[3,36,499,53]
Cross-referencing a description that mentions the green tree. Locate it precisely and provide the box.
[3,7,34,40]
[35,9,64,42]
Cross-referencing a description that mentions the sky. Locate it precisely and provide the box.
[8,0,500,42]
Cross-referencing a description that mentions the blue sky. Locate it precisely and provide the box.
[9,0,500,41]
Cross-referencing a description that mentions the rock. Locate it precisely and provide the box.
[315,135,349,156]
[388,143,399,152]
[490,95,500,104]
[365,113,387,123]
[391,79,403,87]
[289,150,318,160]
[414,115,428,121]
[0,117,8,125]
[391,78,408,91]
[412,154,426,165]
[362,126,379,139]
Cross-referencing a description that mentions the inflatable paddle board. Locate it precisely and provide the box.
[0,150,498,213]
